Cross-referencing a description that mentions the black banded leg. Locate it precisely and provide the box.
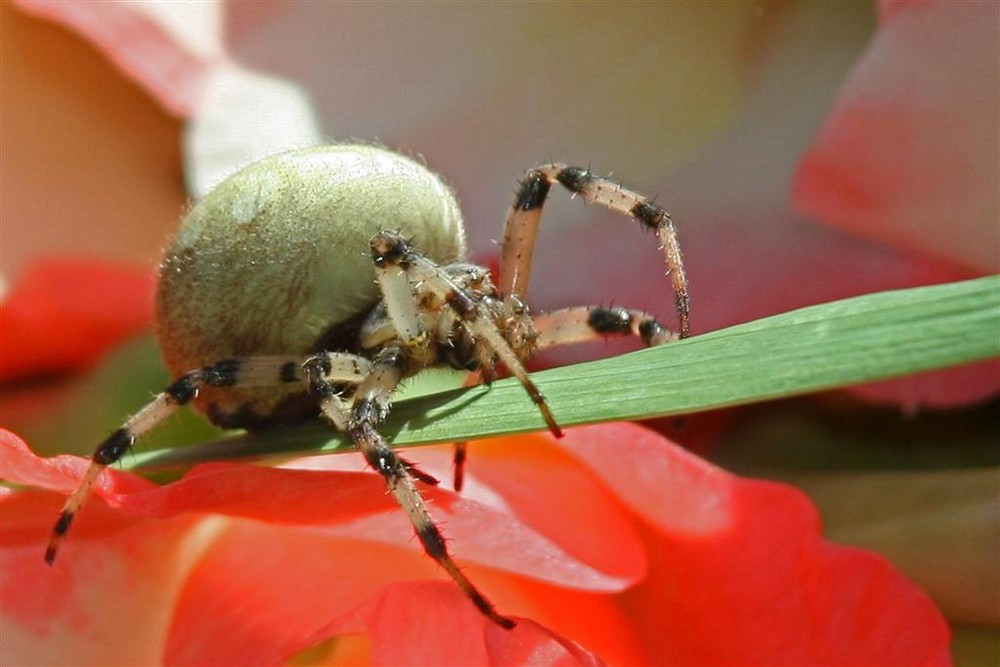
[440,280,562,437]
[370,231,562,439]
[533,306,679,351]
[303,349,438,486]
[45,356,310,564]
[452,441,469,492]
[450,369,486,492]
[302,351,376,431]
[499,165,690,338]
[346,346,514,628]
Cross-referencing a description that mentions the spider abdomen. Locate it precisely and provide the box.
[156,145,467,428]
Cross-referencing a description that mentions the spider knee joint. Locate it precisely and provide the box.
[630,200,671,231]
[555,166,593,194]
[361,441,402,477]
[303,356,339,400]
[165,374,200,405]
[370,231,413,268]
[514,172,551,211]
[587,307,632,335]
[93,428,135,466]
[303,354,333,379]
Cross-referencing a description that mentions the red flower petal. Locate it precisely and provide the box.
[20,444,643,591]
[164,523,416,665]
[0,429,154,497]
[376,443,647,586]
[165,516,649,664]
[323,580,605,667]
[1,430,644,662]
[793,0,999,274]
[0,258,155,382]
[557,423,952,666]
[1,425,951,665]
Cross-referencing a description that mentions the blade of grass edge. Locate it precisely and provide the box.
[130,275,1000,471]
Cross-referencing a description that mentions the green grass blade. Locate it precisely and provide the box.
[129,275,1000,470]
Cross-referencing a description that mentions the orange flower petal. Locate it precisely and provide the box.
[0,259,154,382]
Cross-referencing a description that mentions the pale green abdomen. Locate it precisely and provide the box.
[156,145,466,428]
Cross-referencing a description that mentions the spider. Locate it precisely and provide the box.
[45,144,689,629]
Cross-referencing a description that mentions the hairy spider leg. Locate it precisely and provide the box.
[461,166,689,492]
[301,352,439,487]
[309,340,517,629]
[449,369,486,492]
[533,305,679,349]
[450,306,678,490]
[45,353,371,564]
[371,231,562,438]
[500,165,690,339]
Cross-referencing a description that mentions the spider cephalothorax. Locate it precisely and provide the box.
[46,144,689,628]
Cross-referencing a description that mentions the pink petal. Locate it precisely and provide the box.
[13,0,225,116]
[3,432,643,591]
[0,491,204,665]
[793,0,999,274]
[849,359,1000,411]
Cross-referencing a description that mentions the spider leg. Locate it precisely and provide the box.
[300,352,377,430]
[371,231,562,438]
[304,350,441,488]
[533,305,679,350]
[500,165,690,338]
[451,369,485,492]
[447,307,677,491]
[312,343,515,628]
[369,233,431,359]
[452,441,469,491]
[45,354,369,564]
